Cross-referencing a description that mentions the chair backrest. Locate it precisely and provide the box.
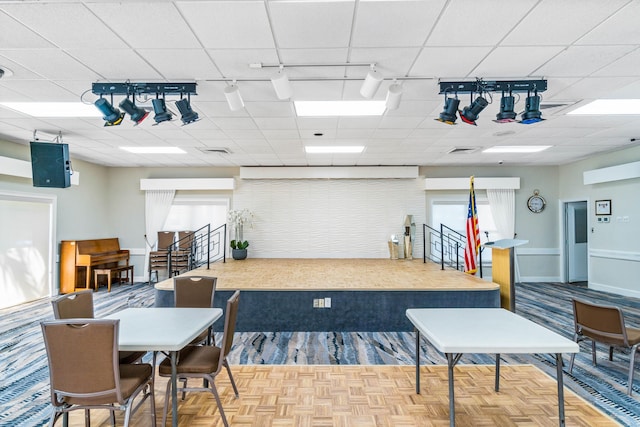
[174,276,217,308]
[41,319,123,406]
[220,291,240,359]
[157,231,175,251]
[572,298,629,346]
[52,290,95,319]
[177,231,195,250]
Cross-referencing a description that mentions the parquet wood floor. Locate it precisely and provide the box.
[67,364,617,426]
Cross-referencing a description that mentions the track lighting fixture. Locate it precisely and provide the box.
[360,66,383,99]
[459,94,488,126]
[119,98,149,125]
[94,97,124,127]
[435,96,460,125]
[175,98,199,124]
[152,98,173,124]
[520,91,544,124]
[437,79,547,126]
[271,66,293,100]
[494,92,517,123]
[90,82,198,126]
[385,81,403,110]
[224,83,245,111]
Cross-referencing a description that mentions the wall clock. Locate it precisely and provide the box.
[527,190,546,213]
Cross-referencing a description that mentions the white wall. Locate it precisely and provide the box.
[559,145,640,297]
[232,178,425,258]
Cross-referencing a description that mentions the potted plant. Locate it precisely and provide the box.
[227,208,253,260]
[230,239,249,260]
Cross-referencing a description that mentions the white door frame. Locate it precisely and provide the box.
[559,198,589,284]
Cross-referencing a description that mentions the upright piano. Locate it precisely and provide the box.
[59,238,130,293]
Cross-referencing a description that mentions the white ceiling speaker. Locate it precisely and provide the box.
[385,82,403,110]
[360,68,384,99]
[224,84,245,111]
[271,67,293,100]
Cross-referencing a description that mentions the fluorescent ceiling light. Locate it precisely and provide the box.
[305,146,364,154]
[568,99,640,115]
[483,146,551,153]
[295,101,385,117]
[0,102,101,117]
[120,146,186,154]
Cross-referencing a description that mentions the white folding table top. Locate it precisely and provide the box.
[105,307,223,352]
[406,308,579,354]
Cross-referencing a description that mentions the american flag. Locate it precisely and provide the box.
[464,176,480,274]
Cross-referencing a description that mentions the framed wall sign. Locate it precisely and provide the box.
[595,199,611,216]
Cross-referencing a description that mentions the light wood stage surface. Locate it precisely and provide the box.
[154,258,499,292]
[68,365,616,427]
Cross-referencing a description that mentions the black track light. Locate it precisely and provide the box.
[494,93,517,123]
[94,98,124,127]
[520,92,544,124]
[460,95,488,126]
[152,98,173,124]
[175,98,199,125]
[435,96,460,125]
[119,98,149,125]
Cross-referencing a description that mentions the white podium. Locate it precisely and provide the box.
[483,239,528,312]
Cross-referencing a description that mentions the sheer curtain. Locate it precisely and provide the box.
[486,188,521,282]
[144,190,175,280]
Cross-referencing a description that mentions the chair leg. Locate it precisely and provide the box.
[84,409,90,427]
[224,360,239,398]
[592,341,597,366]
[63,412,69,427]
[628,344,639,396]
[609,346,614,361]
[210,382,229,427]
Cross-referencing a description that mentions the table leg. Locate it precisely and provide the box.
[556,353,566,427]
[447,353,456,427]
[495,353,500,392]
[415,327,421,394]
[171,351,178,427]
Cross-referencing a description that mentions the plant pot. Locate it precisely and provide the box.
[232,249,247,260]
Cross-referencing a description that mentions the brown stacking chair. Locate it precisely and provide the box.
[51,290,146,365]
[41,319,156,427]
[569,298,640,395]
[159,290,240,427]
[149,231,176,284]
[176,230,196,271]
[174,276,218,345]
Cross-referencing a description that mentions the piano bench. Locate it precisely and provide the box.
[94,265,134,292]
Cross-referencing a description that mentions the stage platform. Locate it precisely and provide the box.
[154,258,500,331]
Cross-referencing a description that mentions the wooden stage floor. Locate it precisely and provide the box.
[155,258,499,292]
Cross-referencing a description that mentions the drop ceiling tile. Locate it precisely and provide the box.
[208,49,278,79]
[2,3,123,49]
[350,48,421,77]
[178,1,274,49]
[337,117,382,129]
[197,102,249,118]
[427,0,536,46]
[299,129,336,139]
[385,100,440,118]
[262,129,300,140]
[225,129,264,139]
[86,3,200,49]
[0,49,98,80]
[0,10,54,48]
[593,49,640,77]
[186,129,228,140]
[269,1,354,48]
[352,0,444,47]
[378,116,424,129]
[137,49,222,80]
[336,129,373,139]
[553,76,639,100]
[411,47,494,79]
[253,117,298,130]
[246,102,294,117]
[535,45,636,77]
[213,117,258,130]
[471,47,565,78]
[66,49,162,81]
[290,81,346,101]
[296,117,339,130]
[577,1,640,45]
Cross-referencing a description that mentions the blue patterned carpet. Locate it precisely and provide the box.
[1,280,639,426]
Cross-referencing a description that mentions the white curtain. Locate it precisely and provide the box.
[486,188,520,281]
[144,190,175,280]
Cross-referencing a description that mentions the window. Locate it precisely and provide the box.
[163,197,229,233]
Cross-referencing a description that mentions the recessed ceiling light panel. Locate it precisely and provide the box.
[483,146,551,153]
[0,102,101,117]
[568,99,640,115]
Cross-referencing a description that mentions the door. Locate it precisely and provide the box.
[566,201,588,283]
